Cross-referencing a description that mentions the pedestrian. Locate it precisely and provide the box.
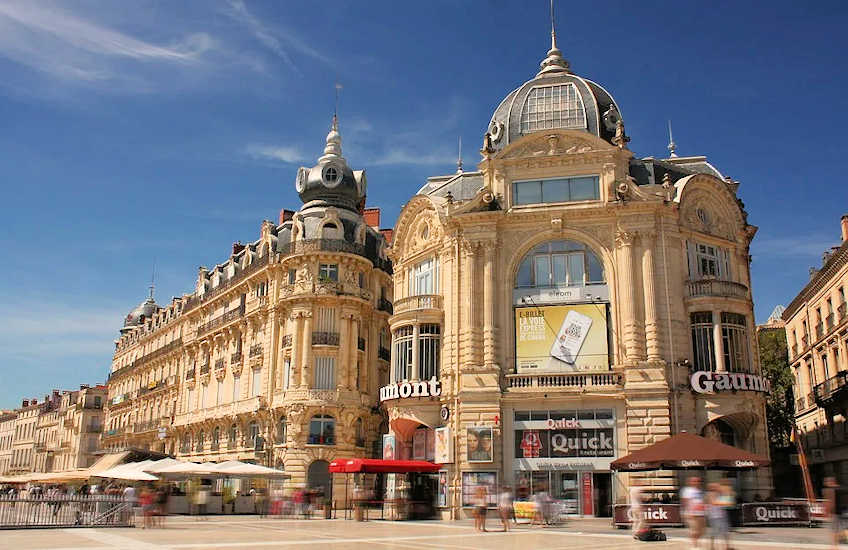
[630,484,644,539]
[123,485,139,527]
[706,482,731,550]
[474,484,488,532]
[498,486,513,532]
[824,476,840,550]
[681,476,706,550]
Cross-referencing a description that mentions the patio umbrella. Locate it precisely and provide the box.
[141,458,182,473]
[212,461,289,478]
[610,432,770,472]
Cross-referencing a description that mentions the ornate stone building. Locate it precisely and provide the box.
[382,30,771,518]
[105,118,392,498]
[785,215,848,493]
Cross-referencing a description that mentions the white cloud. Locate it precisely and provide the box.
[222,0,331,71]
[244,143,306,164]
[0,1,213,84]
[371,149,456,166]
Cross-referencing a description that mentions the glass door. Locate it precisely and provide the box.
[554,472,579,515]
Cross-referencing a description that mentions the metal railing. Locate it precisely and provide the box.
[185,369,196,380]
[377,298,393,314]
[281,335,292,348]
[278,238,392,274]
[0,495,132,528]
[795,395,807,411]
[249,344,263,358]
[215,358,225,370]
[814,371,848,404]
[685,279,748,299]
[198,305,245,335]
[183,254,270,312]
[506,372,623,389]
[312,332,340,346]
[200,364,210,375]
[82,425,102,434]
[230,352,242,364]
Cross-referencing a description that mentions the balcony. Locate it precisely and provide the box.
[378,298,393,315]
[795,396,807,411]
[133,420,159,434]
[802,335,809,349]
[215,358,225,370]
[249,344,263,358]
[198,305,246,336]
[230,352,242,364]
[685,279,748,300]
[200,363,210,375]
[312,332,340,346]
[814,371,848,406]
[815,323,824,340]
[506,371,623,391]
[182,253,270,312]
[277,238,392,274]
[826,313,835,331]
[791,344,798,358]
[281,334,292,348]
[185,369,196,380]
[392,295,443,318]
[378,347,391,362]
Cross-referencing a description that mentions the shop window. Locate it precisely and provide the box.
[720,312,749,373]
[308,415,335,445]
[418,324,441,380]
[515,240,604,288]
[392,326,414,382]
[690,312,716,371]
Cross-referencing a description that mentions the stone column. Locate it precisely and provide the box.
[411,324,420,381]
[289,313,302,390]
[641,234,661,360]
[483,241,496,368]
[713,310,725,372]
[349,317,359,389]
[463,240,478,366]
[300,310,313,388]
[339,312,350,390]
[615,230,639,359]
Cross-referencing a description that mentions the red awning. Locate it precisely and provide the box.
[328,458,441,474]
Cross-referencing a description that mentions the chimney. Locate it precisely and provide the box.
[278,209,295,225]
[22,399,28,407]
[841,215,848,243]
[363,208,381,228]
[232,241,245,256]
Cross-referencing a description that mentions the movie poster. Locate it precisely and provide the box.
[467,426,493,463]
[435,426,452,464]
[382,433,396,460]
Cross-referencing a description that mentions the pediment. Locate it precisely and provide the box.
[497,130,615,161]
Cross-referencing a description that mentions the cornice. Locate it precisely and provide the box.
[784,240,848,320]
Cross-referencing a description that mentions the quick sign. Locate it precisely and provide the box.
[613,504,683,526]
[740,503,810,526]
[379,377,441,402]
[690,371,771,394]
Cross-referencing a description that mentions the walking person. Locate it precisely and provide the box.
[498,486,513,532]
[681,476,706,549]
[629,484,644,539]
[706,482,731,550]
[474,484,488,532]
[824,477,840,550]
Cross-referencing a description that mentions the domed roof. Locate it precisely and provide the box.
[294,116,366,213]
[122,295,158,330]
[485,32,622,152]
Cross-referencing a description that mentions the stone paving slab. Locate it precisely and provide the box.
[0,516,842,550]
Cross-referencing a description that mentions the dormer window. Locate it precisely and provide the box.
[520,84,586,133]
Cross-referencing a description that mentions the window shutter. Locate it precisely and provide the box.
[686,241,697,279]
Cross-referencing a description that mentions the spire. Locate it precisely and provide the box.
[147,261,156,302]
[319,84,344,163]
[667,120,678,158]
[456,136,463,173]
[538,0,570,76]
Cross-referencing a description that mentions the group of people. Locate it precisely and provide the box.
[123,484,170,528]
[679,476,735,550]
[473,484,564,532]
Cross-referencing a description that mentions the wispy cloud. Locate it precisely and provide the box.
[0,1,213,85]
[371,149,456,166]
[244,143,307,164]
[222,0,331,72]
[753,235,839,259]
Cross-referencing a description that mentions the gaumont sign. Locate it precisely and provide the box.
[740,503,810,526]
[613,504,682,526]
[690,371,771,394]
[379,377,441,402]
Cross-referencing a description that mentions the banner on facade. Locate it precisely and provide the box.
[514,304,609,372]
[612,504,683,526]
[435,426,452,463]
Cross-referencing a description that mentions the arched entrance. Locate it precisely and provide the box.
[307,459,331,499]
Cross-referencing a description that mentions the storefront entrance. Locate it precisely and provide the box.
[516,470,612,517]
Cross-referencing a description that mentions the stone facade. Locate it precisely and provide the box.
[104,119,392,500]
[784,215,848,491]
[382,37,771,518]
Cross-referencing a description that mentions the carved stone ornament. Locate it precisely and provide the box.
[295,263,313,292]
[502,133,595,159]
[680,190,734,240]
[615,230,636,248]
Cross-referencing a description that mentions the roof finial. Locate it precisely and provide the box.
[457,136,463,173]
[320,84,344,162]
[538,0,570,76]
[148,261,156,302]
[667,120,678,158]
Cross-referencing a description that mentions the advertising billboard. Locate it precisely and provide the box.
[514,304,609,372]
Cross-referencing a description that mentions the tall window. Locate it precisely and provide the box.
[283,358,291,390]
[513,176,599,205]
[196,431,204,453]
[410,258,438,295]
[418,324,441,380]
[314,357,335,390]
[216,379,223,406]
[691,312,716,371]
[308,415,335,445]
[515,240,604,288]
[228,424,237,449]
[317,307,337,333]
[355,418,365,447]
[248,421,260,448]
[318,264,338,282]
[232,375,240,402]
[251,367,262,397]
[519,84,586,133]
[201,383,208,409]
[822,354,830,380]
[278,417,287,445]
[393,326,414,381]
[212,427,220,449]
[720,313,749,373]
[687,241,730,280]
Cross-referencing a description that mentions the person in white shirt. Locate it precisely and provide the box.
[680,476,705,549]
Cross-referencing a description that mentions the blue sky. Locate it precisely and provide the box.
[0,0,846,408]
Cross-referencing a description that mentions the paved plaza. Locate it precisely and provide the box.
[1,516,842,550]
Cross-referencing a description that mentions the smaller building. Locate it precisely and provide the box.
[784,215,848,492]
[0,410,17,475]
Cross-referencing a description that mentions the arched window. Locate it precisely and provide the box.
[278,417,287,445]
[180,435,190,454]
[196,431,204,453]
[308,415,335,445]
[520,83,586,133]
[212,427,220,450]
[355,418,365,447]
[228,424,238,449]
[515,240,604,288]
